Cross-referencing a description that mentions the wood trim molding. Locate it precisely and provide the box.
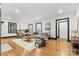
[56,17,70,41]
[1,36,17,39]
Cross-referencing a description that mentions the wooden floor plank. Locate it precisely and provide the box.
[1,38,79,56]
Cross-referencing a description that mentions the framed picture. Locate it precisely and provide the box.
[36,22,42,32]
[28,24,33,32]
[8,22,17,33]
[45,22,51,31]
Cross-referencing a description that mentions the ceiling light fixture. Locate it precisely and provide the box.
[16,10,20,13]
[58,9,63,14]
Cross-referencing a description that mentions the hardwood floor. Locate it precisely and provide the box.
[0,38,79,56]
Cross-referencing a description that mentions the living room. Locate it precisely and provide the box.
[0,3,79,56]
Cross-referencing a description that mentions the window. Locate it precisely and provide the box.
[28,24,33,32]
[8,22,17,33]
[36,22,42,32]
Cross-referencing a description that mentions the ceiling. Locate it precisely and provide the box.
[1,3,79,23]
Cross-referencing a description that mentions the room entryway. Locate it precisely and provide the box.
[56,18,69,41]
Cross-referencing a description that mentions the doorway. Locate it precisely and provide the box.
[56,18,69,41]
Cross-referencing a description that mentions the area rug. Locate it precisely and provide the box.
[12,39,36,52]
[1,44,13,52]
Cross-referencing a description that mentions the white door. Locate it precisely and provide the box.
[59,22,68,40]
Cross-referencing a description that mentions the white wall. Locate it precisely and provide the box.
[30,19,45,32]
[51,14,77,40]
[17,22,28,30]
[2,14,76,40]
[76,7,79,32]
[1,14,77,40]
[29,14,77,40]
[28,14,77,40]
[1,19,28,37]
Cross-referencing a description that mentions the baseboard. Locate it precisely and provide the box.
[52,38,57,39]
[48,37,57,40]
[68,40,71,42]
[1,36,17,39]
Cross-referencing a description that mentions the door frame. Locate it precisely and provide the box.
[56,18,69,41]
